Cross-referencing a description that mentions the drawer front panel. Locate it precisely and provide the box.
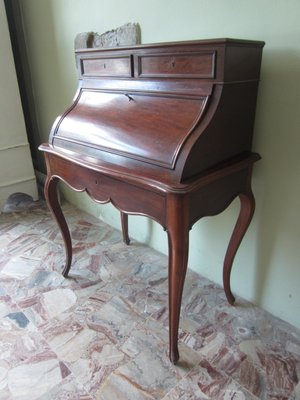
[138,52,215,78]
[47,154,167,226]
[81,56,133,77]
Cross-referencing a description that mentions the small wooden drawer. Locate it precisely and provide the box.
[138,51,215,79]
[80,55,133,77]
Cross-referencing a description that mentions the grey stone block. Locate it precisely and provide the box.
[74,22,141,49]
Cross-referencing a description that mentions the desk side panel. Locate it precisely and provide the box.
[181,81,260,181]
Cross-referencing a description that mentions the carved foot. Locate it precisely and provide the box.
[169,347,179,365]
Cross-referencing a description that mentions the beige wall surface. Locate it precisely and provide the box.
[19,0,300,328]
[0,0,37,208]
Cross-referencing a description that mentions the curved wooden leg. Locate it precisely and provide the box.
[223,191,255,305]
[120,211,130,245]
[166,195,189,364]
[44,176,72,277]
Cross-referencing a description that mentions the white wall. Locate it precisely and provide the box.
[0,0,38,208]
[20,0,300,328]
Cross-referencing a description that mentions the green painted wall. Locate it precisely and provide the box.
[20,0,300,328]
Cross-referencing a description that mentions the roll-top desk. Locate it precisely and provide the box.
[39,38,264,364]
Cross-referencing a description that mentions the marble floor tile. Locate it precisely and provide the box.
[0,196,299,399]
[6,357,70,400]
[162,359,260,400]
[99,342,201,400]
[36,374,94,399]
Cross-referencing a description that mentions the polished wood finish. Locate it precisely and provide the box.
[120,212,130,245]
[39,38,264,364]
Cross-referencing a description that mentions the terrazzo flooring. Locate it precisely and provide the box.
[0,194,299,399]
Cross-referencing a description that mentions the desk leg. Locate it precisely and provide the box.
[223,191,255,304]
[120,212,130,245]
[44,176,72,277]
[166,195,189,364]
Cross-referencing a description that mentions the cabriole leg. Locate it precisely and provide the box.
[166,195,189,364]
[44,176,72,277]
[120,211,130,245]
[223,190,255,305]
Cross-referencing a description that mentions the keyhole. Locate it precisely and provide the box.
[125,94,134,102]
[103,63,106,69]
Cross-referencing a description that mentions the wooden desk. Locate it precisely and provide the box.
[39,38,264,364]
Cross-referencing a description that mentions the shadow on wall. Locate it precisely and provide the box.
[253,48,300,305]
[16,0,69,174]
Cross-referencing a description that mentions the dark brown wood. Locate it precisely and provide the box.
[39,38,264,364]
[223,189,256,305]
[44,175,72,277]
[120,212,130,245]
[166,194,189,364]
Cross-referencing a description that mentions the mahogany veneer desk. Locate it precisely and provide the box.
[39,38,264,364]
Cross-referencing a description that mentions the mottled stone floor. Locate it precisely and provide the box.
[0,195,299,399]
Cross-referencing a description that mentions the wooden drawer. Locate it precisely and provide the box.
[47,153,166,224]
[80,55,133,77]
[137,51,215,78]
